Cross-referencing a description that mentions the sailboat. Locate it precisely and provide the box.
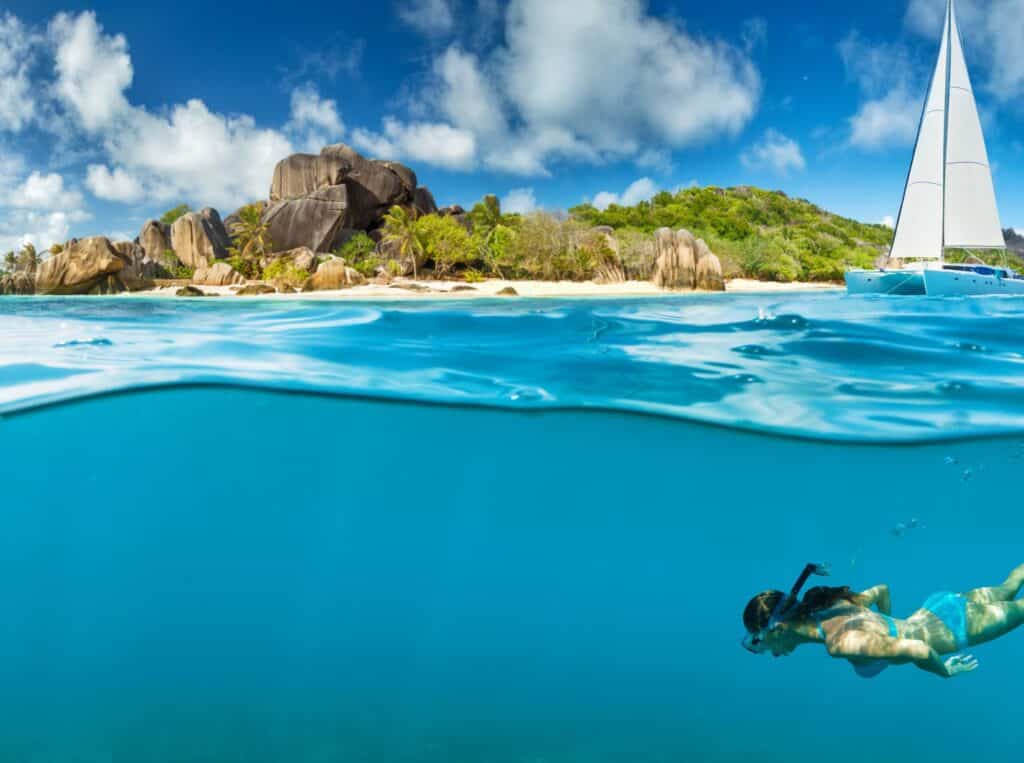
[845,0,1016,296]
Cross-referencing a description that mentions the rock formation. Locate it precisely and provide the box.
[265,143,435,251]
[305,258,366,290]
[35,237,131,295]
[170,208,231,268]
[592,226,626,284]
[263,185,351,253]
[112,242,161,290]
[260,247,319,274]
[0,272,34,295]
[139,220,172,261]
[652,228,696,289]
[694,238,725,291]
[192,262,246,286]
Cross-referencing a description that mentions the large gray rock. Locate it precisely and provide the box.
[139,220,172,261]
[306,258,366,290]
[695,239,725,291]
[263,184,350,253]
[413,186,438,216]
[35,237,128,295]
[268,144,418,238]
[192,262,246,286]
[170,208,231,268]
[652,228,697,290]
[112,241,161,290]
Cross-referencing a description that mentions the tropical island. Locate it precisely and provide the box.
[1,141,1020,298]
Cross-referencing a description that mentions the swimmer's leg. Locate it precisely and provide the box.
[964,564,1024,604]
[966,600,1024,647]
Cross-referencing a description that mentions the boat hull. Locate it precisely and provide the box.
[845,269,926,296]
[922,268,1024,296]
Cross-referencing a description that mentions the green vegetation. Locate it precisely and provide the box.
[262,259,309,289]
[160,250,194,280]
[414,214,474,277]
[381,206,425,278]
[49,243,64,255]
[570,186,890,282]
[335,233,381,278]
[159,204,192,226]
[228,204,273,275]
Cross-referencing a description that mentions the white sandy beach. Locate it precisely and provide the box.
[135,278,841,301]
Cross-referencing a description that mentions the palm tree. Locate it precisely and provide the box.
[470,195,502,246]
[1,251,15,274]
[16,243,40,275]
[382,205,424,278]
[228,204,272,275]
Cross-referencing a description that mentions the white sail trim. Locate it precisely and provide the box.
[890,15,948,260]
[944,4,1005,250]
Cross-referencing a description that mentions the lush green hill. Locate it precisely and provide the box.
[570,186,893,282]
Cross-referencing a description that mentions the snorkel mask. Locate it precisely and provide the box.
[742,562,830,654]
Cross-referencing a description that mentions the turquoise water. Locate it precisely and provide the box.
[1,293,1023,761]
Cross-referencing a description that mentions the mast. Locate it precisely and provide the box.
[940,0,953,260]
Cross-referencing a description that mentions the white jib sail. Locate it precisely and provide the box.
[943,2,1005,250]
[890,13,948,260]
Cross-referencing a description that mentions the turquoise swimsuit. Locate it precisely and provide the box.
[922,592,970,650]
[817,593,970,680]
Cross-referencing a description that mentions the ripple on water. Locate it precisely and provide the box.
[2,293,1024,442]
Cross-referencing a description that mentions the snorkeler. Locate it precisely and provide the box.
[742,562,1024,679]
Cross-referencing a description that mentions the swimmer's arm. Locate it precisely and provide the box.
[827,632,976,679]
[856,584,892,615]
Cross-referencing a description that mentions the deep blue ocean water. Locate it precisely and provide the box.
[1,292,1023,762]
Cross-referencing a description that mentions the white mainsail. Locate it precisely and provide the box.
[889,0,1004,259]
[943,3,1004,249]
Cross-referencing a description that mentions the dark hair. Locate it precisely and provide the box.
[743,586,859,634]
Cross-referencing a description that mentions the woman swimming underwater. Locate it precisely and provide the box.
[743,562,1024,679]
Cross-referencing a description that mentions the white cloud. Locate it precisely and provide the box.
[49,11,132,132]
[397,0,455,37]
[86,164,144,203]
[8,171,84,210]
[351,118,476,170]
[849,88,922,150]
[740,130,806,175]
[360,0,760,174]
[838,31,924,152]
[0,210,79,253]
[906,0,1024,101]
[591,177,658,210]
[106,99,293,209]
[285,83,344,151]
[0,14,37,132]
[882,215,895,228]
[502,187,537,214]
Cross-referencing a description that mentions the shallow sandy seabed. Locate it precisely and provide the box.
[128,278,842,301]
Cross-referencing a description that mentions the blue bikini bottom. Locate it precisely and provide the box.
[922,591,970,651]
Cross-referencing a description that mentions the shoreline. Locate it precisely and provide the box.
[125,278,842,301]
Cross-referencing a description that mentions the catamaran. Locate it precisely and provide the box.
[845,0,1018,297]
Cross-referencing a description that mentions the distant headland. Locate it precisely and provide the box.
[2,142,1019,298]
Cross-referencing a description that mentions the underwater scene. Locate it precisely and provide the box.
[1,293,1023,762]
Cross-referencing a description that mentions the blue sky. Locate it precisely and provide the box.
[0,0,1021,251]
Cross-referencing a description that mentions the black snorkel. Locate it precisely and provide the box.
[743,562,831,653]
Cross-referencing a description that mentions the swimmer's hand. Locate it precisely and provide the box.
[944,654,979,677]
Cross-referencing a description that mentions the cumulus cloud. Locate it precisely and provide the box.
[848,88,921,150]
[85,164,144,203]
[591,177,658,210]
[286,83,344,151]
[351,118,476,170]
[397,0,455,37]
[358,0,760,174]
[838,31,925,151]
[49,11,132,131]
[740,130,806,175]
[906,0,1024,101]
[8,171,84,210]
[0,14,37,132]
[502,187,537,214]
